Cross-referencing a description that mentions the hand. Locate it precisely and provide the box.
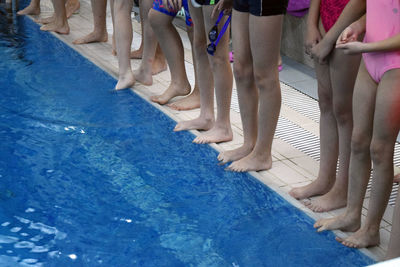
[162,0,182,12]
[336,41,367,54]
[337,25,359,45]
[211,0,233,18]
[304,25,322,56]
[311,37,335,64]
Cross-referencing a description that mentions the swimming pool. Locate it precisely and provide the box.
[0,3,374,266]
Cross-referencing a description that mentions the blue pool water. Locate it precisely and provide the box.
[0,3,374,267]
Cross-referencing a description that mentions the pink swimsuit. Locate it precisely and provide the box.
[320,0,350,32]
[363,0,400,83]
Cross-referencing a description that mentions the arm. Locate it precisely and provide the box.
[304,0,322,55]
[212,0,233,18]
[337,15,366,45]
[337,33,400,54]
[311,0,366,63]
[336,14,400,54]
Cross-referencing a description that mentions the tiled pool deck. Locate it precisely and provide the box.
[24,0,399,261]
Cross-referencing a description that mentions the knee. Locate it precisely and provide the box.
[333,104,353,125]
[370,139,392,165]
[253,70,278,91]
[192,37,207,57]
[351,130,371,155]
[318,94,333,115]
[233,61,252,81]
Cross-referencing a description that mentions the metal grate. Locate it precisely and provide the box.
[230,82,400,206]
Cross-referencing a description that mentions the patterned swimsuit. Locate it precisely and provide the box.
[319,0,350,31]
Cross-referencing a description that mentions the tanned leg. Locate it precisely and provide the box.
[73,0,108,44]
[167,22,201,111]
[337,69,400,248]
[149,10,191,105]
[133,0,166,86]
[113,0,136,90]
[173,5,215,132]
[40,0,70,34]
[17,0,40,15]
[218,10,257,164]
[314,62,376,233]
[228,14,283,171]
[192,5,233,144]
[305,49,361,212]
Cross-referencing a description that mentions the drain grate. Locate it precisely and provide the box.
[230,82,400,206]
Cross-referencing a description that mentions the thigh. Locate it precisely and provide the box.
[373,69,400,142]
[330,48,361,108]
[249,14,283,74]
[352,60,378,140]
[231,10,251,66]
[188,2,206,44]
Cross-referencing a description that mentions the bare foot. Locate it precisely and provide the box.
[151,58,167,75]
[227,151,272,172]
[336,226,380,248]
[174,117,214,132]
[133,68,153,86]
[40,21,70,34]
[130,48,143,59]
[73,31,108,45]
[304,186,347,213]
[115,71,135,90]
[37,15,55,25]
[289,178,333,200]
[17,4,40,15]
[193,125,233,144]
[167,89,200,111]
[314,212,361,232]
[394,173,400,183]
[66,0,80,18]
[217,144,253,164]
[150,83,191,105]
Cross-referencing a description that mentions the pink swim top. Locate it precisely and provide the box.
[320,0,350,32]
[363,0,400,83]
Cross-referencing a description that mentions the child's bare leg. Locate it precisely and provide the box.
[174,5,215,132]
[110,0,117,55]
[193,5,233,144]
[73,0,108,44]
[290,21,338,199]
[65,0,80,18]
[113,0,135,90]
[37,13,55,25]
[306,49,361,212]
[152,45,167,75]
[40,0,70,34]
[133,0,161,86]
[218,10,257,164]
[168,24,201,111]
[337,69,400,248]
[149,10,191,104]
[228,14,282,171]
[386,189,400,259]
[289,61,338,198]
[314,62,376,233]
[130,0,144,59]
[17,0,40,15]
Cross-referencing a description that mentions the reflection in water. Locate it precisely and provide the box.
[0,0,31,66]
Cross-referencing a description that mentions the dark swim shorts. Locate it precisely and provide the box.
[234,0,288,16]
[153,0,193,26]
